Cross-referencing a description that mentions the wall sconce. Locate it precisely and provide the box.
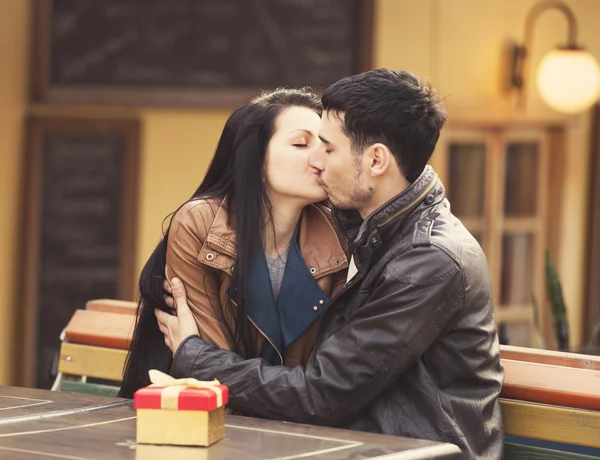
[510,0,600,113]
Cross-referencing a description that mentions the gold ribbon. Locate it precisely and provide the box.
[148,370,223,410]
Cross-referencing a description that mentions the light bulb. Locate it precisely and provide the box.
[536,48,600,113]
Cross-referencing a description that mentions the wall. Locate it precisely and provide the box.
[136,110,229,280]
[0,0,598,384]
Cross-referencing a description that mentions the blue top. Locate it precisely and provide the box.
[230,226,330,365]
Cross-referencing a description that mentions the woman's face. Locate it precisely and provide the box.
[264,106,327,205]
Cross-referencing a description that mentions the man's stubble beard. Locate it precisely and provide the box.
[330,167,373,211]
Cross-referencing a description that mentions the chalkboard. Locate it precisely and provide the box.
[21,118,139,389]
[32,0,373,107]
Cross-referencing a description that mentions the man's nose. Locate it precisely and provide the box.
[308,148,325,171]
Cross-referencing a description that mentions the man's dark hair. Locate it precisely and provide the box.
[322,68,448,182]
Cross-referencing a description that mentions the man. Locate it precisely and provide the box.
[157,68,504,459]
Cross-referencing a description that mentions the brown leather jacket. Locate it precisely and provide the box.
[165,196,348,367]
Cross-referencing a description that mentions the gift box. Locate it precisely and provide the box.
[134,370,229,447]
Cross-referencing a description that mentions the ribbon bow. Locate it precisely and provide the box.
[148,370,224,409]
[149,369,220,388]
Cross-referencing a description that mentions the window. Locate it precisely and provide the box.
[432,126,559,347]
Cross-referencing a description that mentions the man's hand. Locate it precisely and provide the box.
[155,277,199,355]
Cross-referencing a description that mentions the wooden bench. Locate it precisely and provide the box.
[501,358,600,410]
[52,299,136,397]
[84,299,137,316]
[53,304,600,457]
[500,345,600,459]
[500,344,600,370]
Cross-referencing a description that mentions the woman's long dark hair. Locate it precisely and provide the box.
[118,88,322,397]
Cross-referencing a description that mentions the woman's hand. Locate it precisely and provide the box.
[155,277,200,355]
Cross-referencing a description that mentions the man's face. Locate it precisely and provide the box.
[310,111,373,211]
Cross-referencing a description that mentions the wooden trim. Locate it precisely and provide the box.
[500,345,600,370]
[19,117,139,387]
[501,399,600,448]
[437,127,493,139]
[586,103,600,345]
[502,127,551,141]
[546,127,566,267]
[357,0,374,72]
[488,130,505,314]
[539,125,569,371]
[19,118,45,387]
[443,95,574,126]
[119,119,140,301]
[32,0,373,107]
[501,359,600,411]
[502,218,540,233]
[456,218,484,233]
[41,87,272,109]
[64,310,135,350]
[58,343,127,382]
[430,131,449,187]
[495,305,534,323]
[537,131,552,348]
[85,299,137,316]
[30,0,51,102]
[504,443,595,459]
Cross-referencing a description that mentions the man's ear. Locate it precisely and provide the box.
[365,143,392,177]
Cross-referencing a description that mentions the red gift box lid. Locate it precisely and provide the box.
[134,384,229,412]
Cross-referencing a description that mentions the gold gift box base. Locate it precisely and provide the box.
[137,406,225,447]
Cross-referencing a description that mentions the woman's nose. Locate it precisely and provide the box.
[308,148,325,171]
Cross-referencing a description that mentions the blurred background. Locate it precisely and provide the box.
[1,0,600,389]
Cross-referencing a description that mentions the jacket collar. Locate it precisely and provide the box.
[201,197,348,277]
[240,225,332,366]
[332,166,443,267]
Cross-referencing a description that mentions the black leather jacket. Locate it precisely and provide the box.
[171,166,505,459]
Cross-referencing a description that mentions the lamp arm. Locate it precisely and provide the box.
[514,0,579,107]
[523,0,578,52]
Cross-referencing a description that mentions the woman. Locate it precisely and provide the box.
[119,88,348,398]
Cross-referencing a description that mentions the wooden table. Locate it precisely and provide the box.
[0,386,461,459]
[0,386,126,423]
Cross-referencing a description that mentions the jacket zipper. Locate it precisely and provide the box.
[206,239,343,366]
[202,245,284,364]
[316,177,439,360]
[247,316,284,365]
